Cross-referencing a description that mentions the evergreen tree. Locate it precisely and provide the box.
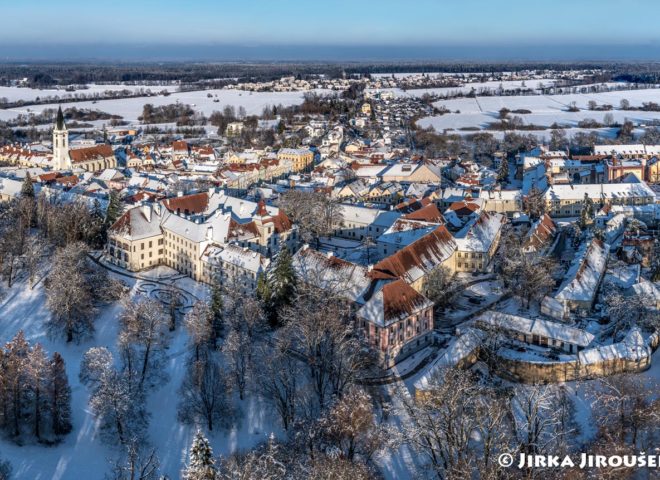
[497,158,509,183]
[183,430,218,480]
[49,352,72,436]
[579,193,595,228]
[27,344,49,441]
[267,248,296,326]
[21,173,35,198]
[105,190,123,228]
[255,272,273,320]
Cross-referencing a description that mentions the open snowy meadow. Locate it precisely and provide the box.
[0,87,333,123]
[416,87,660,133]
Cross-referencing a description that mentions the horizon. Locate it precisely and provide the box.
[3,0,660,62]
[2,43,660,63]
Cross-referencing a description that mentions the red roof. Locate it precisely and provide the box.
[162,192,209,215]
[370,225,456,281]
[402,204,444,223]
[69,145,114,164]
[382,279,432,321]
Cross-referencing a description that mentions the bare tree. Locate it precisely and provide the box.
[424,265,460,312]
[45,243,96,342]
[222,328,251,401]
[118,296,169,390]
[178,358,231,432]
[256,341,302,431]
[590,374,658,450]
[80,347,147,445]
[278,191,342,246]
[397,367,480,478]
[185,301,216,362]
[281,287,372,411]
[109,440,161,480]
[510,385,564,457]
[498,231,556,308]
[317,387,392,462]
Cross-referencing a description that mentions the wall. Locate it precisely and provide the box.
[493,352,651,384]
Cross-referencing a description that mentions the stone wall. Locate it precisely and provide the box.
[493,352,651,384]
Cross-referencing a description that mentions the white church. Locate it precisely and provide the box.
[52,106,117,172]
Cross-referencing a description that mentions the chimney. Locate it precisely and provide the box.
[177,191,183,197]
[206,226,213,240]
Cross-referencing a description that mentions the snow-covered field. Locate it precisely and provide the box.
[0,266,282,480]
[417,88,660,133]
[0,84,179,103]
[0,88,333,123]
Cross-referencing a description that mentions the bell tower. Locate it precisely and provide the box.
[53,106,71,170]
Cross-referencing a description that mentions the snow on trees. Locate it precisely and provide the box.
[46,242,124,342]
[316,387,392,463]
[182,430,218,480]
[118,296,170,389]
[280,287,373,411]
[498,230,555,308]
[80,347,147,445]
[0,331,72,444]
[185,301,216,362]
[108,440,161,480]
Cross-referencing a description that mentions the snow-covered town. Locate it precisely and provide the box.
[2,2,660,480]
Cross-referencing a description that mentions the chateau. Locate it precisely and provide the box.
[106,189,297,290]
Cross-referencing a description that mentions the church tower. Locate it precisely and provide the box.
[52,106,71,170]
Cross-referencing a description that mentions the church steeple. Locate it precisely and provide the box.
[56,106,66,131]
[53,105,70,170]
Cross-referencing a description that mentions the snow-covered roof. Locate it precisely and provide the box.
[630,278,660,306]
[475,311,595,347]
[414,328,484,391]
[378,219,438,247]
[545,182,656,202]
[0,177,25,199]
[594,144,660,156]
[203,244,269,274]
[454,212,504,253]
[555,237,609,304]
[292,246,370,303]
[370,225,457,284]
[578,328,649,364]
[356,278,433,327]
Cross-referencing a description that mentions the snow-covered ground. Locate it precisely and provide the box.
[0,266,282,480]
[0,84,179,103]
[417,88,660,134]
[0,88,334,123]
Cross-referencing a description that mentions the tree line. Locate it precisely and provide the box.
[0,331,71,445]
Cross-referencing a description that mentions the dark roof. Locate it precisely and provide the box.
[56,106,65,130]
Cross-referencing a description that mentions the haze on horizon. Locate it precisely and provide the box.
[2,0,660,61]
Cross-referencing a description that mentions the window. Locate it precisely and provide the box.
[149,241,152,248]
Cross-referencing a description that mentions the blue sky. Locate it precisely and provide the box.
[1,0,659,59]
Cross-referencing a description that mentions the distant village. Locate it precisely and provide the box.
[1,74,659,384]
